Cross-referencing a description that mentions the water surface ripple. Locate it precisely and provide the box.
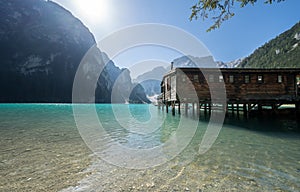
[0,104,299,191]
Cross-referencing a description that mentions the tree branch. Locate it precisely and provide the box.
[190,0,285,32]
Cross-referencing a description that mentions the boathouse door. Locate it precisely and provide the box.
[296,75,300,96]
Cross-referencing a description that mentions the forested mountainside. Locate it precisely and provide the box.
[240,22,300,68]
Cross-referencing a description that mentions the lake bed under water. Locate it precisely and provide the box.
[0,104,299,191]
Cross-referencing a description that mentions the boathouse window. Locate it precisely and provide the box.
[219,75,224,82]
[229,75,234,83]
[167,78,171,90]
[257,75,263,83]
[278,75,282,83]
[193,75,198,81]
[208,75,214,82]
[245,75,250,83]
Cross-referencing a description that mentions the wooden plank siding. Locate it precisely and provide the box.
[161,68,300,104]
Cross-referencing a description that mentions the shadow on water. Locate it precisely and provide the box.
[180,108,300,133]
[224,112,300,133]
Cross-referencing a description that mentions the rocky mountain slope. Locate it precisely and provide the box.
[135,66,168,83]
[240,21,300,68]
[0,0,149,103]
[172,55,216,68]
[134,66,168,97]
[216,58,244,68]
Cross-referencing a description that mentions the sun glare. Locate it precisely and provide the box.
[74,0,110,24]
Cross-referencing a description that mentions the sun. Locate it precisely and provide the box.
[74,0,110,24]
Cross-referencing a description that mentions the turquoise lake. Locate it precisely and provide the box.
[0,104,299,191]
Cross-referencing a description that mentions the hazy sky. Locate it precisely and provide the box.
[52,0,300,77]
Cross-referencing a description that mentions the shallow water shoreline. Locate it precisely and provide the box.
[0,104,299,191]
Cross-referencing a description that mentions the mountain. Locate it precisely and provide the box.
[216,58,244,68]
[240,22,300,68]
[134,56,220,98]
[134,66,168,97]
[172,55,216,68]
[0,0,149,103]
[135,66,168,83]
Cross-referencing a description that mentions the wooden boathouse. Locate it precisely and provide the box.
[159,67,300,116]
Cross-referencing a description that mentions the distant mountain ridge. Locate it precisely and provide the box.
[216,58,244,68]
[134,66,168,83]
[172,55,216,68]
[0,0,149,103]
[240,21,300,68]
[134,66,168,97]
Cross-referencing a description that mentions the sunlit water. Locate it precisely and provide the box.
[0,104,299,191]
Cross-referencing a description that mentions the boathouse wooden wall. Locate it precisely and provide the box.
[161,68,300,103]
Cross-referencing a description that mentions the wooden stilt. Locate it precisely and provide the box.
[166,103,169,113]
[271,103,277,115]
[185,103,188,114]
[192,103,195,115]
[258,104,262,112]
[204,103,207,115]
[243,104,247,113]
[224,103,228,113]
[172,102,175,116]
[243,104,248,118]
[296,102,300,117]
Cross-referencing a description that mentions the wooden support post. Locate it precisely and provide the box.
[192,103,195,115]
[258,104,262,112]
[185,103,188,114]
[231,103,235,115]
[248,103,252,112]
[204,103,207,115]
[243,104,247,113]
[224,103,228,113]
[296,102,300,117]
[196,103,199,117]
[271,103,277,115]
[166,103,169,113]
[225,103,229,117]
[172,102,175,116]
[243,104,248,118]
[296,102,300,130]
[178,101,181,115]
[235,103,239,119]
[208,103,211,115]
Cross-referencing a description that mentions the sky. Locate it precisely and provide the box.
[52,0,300,78]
